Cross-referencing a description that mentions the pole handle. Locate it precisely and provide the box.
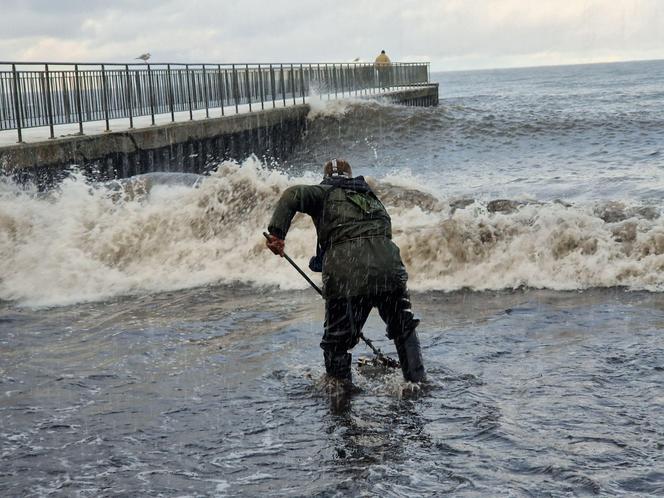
[263,232,322,295]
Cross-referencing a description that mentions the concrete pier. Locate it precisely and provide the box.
[0,84,438,184]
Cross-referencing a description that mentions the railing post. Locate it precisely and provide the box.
[300,63,305,104]
[203,64,210,118]
[167,64,175,122]
[245,64,252,112]
[125,64,133,129]
[308,63,313,99]
[258,64,264,110]
[147,63,155,125]
[11,64,22,143]
[74,64,84,135]
[345,64,349,96]
[333,64,338,99]
[353,64,358,96]
[290,64,296,105]
[280,64,286,107]
[101,64,110,131]
[186,64,193,120]
[217,64,225,116]
[44,63,55,139]
[232,64,239,114]
[317,63,322,100]
[270,64,276,108]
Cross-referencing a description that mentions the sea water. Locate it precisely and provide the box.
[1,60,663,496]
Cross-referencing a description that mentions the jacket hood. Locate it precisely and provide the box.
[320,175,372,193]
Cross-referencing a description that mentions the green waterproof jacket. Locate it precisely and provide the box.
[268,176,408,299]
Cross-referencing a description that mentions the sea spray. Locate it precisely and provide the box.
[1,158,663,307]
[0,160,310,307]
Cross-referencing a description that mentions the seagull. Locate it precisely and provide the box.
[352,57,360,62]
[135,53,151,63]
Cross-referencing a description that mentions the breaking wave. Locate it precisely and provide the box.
[1,158,663,307]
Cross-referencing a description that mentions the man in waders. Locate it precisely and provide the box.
[265,159,426,384]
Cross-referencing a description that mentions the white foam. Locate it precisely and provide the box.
[1,159,663,307]
[306,96,365,120]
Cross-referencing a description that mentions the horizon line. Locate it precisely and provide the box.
[432,56,664,74]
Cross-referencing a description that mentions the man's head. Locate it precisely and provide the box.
[323,159,353,179]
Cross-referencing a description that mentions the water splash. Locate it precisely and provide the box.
[1,158,663,307]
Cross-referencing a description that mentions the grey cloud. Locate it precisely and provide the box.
[0,0,662,70]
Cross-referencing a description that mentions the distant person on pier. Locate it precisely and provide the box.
[265,159,426,386]
[374,50,392,89]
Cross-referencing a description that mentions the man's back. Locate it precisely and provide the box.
[267,176,407,299]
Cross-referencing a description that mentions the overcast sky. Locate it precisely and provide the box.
[0,0,662,71]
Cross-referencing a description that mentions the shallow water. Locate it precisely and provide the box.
[2,287,663,496]
[2,60,664,496]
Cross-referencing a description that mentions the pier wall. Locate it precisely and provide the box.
[0,84,438,184]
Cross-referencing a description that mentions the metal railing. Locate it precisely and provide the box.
[0,61,430,142]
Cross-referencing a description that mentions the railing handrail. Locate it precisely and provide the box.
[0,61,430,67]
[0,61,432,142]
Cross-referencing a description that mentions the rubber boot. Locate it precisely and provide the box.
[323,351,352,383]
[394,330,426,382]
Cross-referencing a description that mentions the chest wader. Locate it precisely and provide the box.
[318,186,426,383]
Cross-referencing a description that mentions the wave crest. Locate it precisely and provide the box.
[1,159,663,307]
